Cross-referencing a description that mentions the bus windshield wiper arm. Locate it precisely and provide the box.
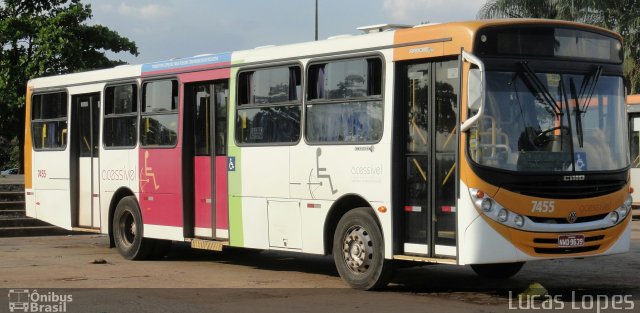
[572,66,602,149]
[569,78,584,148]
[577,66,603,115]
[518,61,562,117]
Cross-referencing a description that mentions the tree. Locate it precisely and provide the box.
[0,0,139,172]
[478,0,640,94]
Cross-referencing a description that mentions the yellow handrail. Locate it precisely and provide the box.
[442,163,456,187]
[411,117,428,144]
[412,158,427,181]
[61,128,67,145]
[41,123,46,147]
[441,125,457,150]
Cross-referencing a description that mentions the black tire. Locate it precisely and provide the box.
[333,207,394,290]
[470,262,525,279]
[112,196,154,260]
[149,239,172,259]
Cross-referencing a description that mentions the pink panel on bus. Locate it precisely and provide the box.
[137,65,230,231]
[179,68,230,83]
[194,156,212,228]
[215,156,228,230]
[139,148,183,227]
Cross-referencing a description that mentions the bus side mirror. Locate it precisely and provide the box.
[461,51,485,132]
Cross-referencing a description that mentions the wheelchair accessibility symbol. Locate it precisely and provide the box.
[307,147,338,199]
[228,156,236,172]
[574,152,587,171]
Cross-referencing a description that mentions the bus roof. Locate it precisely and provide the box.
[28,64,141,90]
[27,19,622,90]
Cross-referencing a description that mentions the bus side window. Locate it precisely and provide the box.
[305,57,383,144]
[32,92,68,150]
[104,84,138,148]
[236,66,301,145]
[141,80,179,147]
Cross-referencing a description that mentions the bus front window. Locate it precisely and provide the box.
[470,70,628,172]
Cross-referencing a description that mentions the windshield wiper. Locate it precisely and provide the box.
[577,66,603,115]
[560,78,576,167]
[569,78,583,147]
[572,66,603,148]
[518,61,563,117]
[516,61,565,149]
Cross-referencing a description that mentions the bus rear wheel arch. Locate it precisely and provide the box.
[332,207,394,290]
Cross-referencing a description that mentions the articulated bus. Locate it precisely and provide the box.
[25,19,633,290]
[628,94,640,214]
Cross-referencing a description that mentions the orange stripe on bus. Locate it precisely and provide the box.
[24,85,33,189]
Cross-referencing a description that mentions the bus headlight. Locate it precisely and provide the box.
[498,209,508,222]
[514,214,525,228]
[611,195,632,224]
[618,206,629,220]
[471,188,529,229]
[623,195,632,210]
[481,198,493,212]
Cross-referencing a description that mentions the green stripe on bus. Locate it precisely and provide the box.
[228,64,244,246]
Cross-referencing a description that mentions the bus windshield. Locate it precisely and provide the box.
[470,69,628,172]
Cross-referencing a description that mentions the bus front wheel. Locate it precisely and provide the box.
[333,207,393,290]
[113,196,154,260]
[470,262,525,279]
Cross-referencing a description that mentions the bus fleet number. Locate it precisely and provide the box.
[37,169,46,178]
[531,200,555,213]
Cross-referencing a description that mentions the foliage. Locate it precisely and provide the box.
[0,0,139,171]
[478,0,640,94]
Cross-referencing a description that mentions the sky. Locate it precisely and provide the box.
[85,0,486,65]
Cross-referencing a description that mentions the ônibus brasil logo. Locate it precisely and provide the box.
[7,289,72,312]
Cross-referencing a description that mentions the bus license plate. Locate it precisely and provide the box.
[558,234,585,248]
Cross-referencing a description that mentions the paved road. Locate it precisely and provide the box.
[1,221,639,313]
[0,175,24,186]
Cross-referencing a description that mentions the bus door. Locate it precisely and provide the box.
[397,59,459,257]
[185,80,229,239]
[71,92,101,228]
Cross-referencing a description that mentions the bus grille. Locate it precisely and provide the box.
[527,214,609,224]
[534,246,600,254]
[506,180,625,199]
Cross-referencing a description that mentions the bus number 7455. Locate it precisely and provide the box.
[531,200,555,213]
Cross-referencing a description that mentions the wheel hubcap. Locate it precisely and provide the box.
[342,225,373,274]
[119,211,136,247]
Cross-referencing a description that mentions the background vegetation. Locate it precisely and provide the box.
[0,0,138,172]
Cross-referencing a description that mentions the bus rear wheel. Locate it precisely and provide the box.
[113,196,154,260]
[470,262,525,279]
[333,208,393,290]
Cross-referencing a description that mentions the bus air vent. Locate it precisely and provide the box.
[357,24,412,34]
[534,246,600,254]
